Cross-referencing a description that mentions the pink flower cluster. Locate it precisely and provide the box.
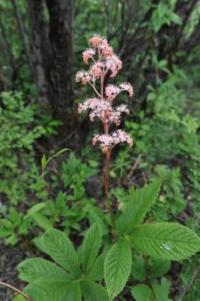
[76,35,133,153]
[93,130,133,153]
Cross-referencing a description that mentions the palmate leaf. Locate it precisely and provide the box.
[79,223,102,273]
[116,180,161,233]
[18,258,70,283]
[104,239,132,299]
[24,280,81,301]
[131,223,200,260]
[34,229,79,275]
[81,281,109,301]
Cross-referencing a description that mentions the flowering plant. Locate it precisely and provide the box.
[76,35,133,198]
[9,36,200,301]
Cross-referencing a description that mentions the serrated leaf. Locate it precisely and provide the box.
[104,239,132,299]
[148,258,170,278]
[26,203,46,218]
[116,181,161,233]
[31,212,53,230]
[151,278,173,301]
[131,284,154,301]
[34,229,79,275]
[81,281,109,301]
[130,223,200,260]
[132,255,146,281]
[24,280,81,301]
[18,258,70,283]
[87,253,105,281]
[79,223,102,273]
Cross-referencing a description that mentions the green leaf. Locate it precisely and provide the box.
[148,258,170,278]
[31,212,53,231]
[131,284,154,301]
[81,281,109,301]
[18,258,70,283]
[116,181,161,233]
[79,223,102,273]
[41,155,47,171]
[12,295,26,301]
[151,278,173,301]
[34,229,79,275]
[24,280,81,301]
[87,253,105,281]
[130,223,200,260]
[104,239,132,299]
[26,203,46,218]
[131,255,146,281]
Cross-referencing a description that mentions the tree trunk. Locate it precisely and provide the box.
[10,0,33,74]
[45,0,74,126]
[27,0,51,109]
[0,18,18,89]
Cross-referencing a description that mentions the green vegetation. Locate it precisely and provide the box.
[0,1,200,300]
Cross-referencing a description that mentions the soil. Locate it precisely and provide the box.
[0,239,30,301]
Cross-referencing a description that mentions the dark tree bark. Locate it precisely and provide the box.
[10,0,33,74]
[27,0,51,108]
[27,0,74,127]
[0,64,5,92]
[0,18,18,89]
[45,0,74,125]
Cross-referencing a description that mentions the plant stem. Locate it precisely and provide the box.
[101,73,104,98]
[0,281,33,301]
[89,82,101,98]
[101,72,112,206]
[104,148,111,201]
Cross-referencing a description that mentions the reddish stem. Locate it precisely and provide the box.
[101,73,111,203]
[104,148,111,200]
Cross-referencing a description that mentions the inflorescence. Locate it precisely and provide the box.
[76,35,133,154]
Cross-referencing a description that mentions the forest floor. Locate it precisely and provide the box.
[0,240,32,300]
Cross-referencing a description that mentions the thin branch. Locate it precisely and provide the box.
[178,267,200,301]
[0,281,33,301]
[127,154,142,180]
[89,82,101,98]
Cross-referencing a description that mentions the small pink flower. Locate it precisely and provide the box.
[89,100,111,121]
[120,82,134,97]
[75,71,92,85]
[92,130,133,152]
[113,129,133,146]
[105,84,121,101]
[90,62,105,78]
[89,35,103,48]
[106,55,123,77]
[78,98,112,122]
[100,39,113,57]
[116,104,129,115]
[108,105,129,125]
[82,48,95,64]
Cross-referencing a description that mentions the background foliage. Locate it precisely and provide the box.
[0,0,200,300]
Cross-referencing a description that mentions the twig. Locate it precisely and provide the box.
[178,267,200,301]
[0,281,33,301]
[142,171,148,184]
[89,82,101,98]
[127,154,141,179]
